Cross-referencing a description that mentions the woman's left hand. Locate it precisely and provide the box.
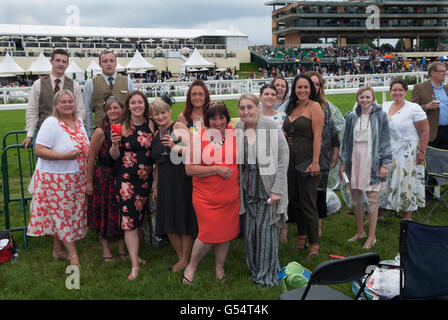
[416,151,425,165]
[268,192,281,206]
[379,165,388,178]
[306,162,320,176]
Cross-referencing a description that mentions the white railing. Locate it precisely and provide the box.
[0,71,436,106]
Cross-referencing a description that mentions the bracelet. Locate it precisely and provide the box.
[419,150,426,154]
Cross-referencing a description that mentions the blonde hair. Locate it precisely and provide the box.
[238,93,259,107]
[53,89,76,120]
[150,97,171,115]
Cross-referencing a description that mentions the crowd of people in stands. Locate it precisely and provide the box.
[17,48,446,289]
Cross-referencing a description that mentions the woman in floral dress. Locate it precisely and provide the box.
[379,77,429,220]
[86,95,127,262]
[110,91,155,280]
[27,89,89,267]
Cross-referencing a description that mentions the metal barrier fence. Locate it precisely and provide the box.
[1,130,35,249]
[0,71,438,104]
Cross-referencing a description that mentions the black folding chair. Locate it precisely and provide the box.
[379,220,448,300]
[279,253,380,300]
[424,146,448,220]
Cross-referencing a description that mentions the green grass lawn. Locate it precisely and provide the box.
[1,93,447,300]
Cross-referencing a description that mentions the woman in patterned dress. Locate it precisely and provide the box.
[236,93,289,287]
[379,77,429,221]
[110,91,155,280]
[86,95,127,262]
[27,89,90,267]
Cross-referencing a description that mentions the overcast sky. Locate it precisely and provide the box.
[0,0,275,45]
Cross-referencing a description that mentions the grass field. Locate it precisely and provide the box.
[1,92,447,301]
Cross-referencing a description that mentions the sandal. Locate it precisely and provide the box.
[295,235,307,250]
[307,244,320,260]
[103,256,115,262]
[182,275,193,285]
[118,253,129,260]
[68,254,81,267]
[128,267,139,280]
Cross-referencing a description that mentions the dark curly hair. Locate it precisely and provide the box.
[285,74,321,116]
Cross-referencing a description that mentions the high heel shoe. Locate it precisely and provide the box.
[348,233,366,242]
[362,239,377,249]
[295,235,307,249]
[128,267,139,280]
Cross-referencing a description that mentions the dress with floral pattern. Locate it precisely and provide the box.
[378,101,426,212]
[116,121,154,231]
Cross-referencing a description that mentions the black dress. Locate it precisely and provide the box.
[116,121,154,231]
[151,122,197,237]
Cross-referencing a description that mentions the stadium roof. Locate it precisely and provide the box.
[0,24,247,39]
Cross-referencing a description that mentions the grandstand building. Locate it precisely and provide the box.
[266,0,448,49]
[0,24,250,73]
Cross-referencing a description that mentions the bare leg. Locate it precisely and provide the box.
[348,189,366,241]
[124,229,140,280]
[214,241,230,280]
[53,236,68,260]
[167,233,184,271]
[100,236,114,261]
[182,239,212,283]
[180,235,194,268]
[118,237,128,258]
[62,241,80,267]
[403,211,412,220]
[363,191,378,249]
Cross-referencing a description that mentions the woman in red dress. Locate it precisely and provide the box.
[182,102,240,284]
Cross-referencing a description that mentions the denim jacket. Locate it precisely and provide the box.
[340,103,392,185]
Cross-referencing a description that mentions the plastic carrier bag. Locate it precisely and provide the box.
[278,261,311,294]
[326,189,342,215]
[352,255,400,300]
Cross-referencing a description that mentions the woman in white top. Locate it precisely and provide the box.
[27,89,90,267]
[260,84,287,128]
[379,77,429,220]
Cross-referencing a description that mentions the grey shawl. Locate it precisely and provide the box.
[235,116,289,226]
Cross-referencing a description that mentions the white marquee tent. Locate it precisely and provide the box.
[181,48,214,73]
[86,59,101,75]
[27,52,52,74]
[65,59,84,81]
[0,53,25,76]
[125,50,156,70]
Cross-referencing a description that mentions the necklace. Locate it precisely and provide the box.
[210,136,225,147]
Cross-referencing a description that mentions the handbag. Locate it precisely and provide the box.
[295,157,330,176]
